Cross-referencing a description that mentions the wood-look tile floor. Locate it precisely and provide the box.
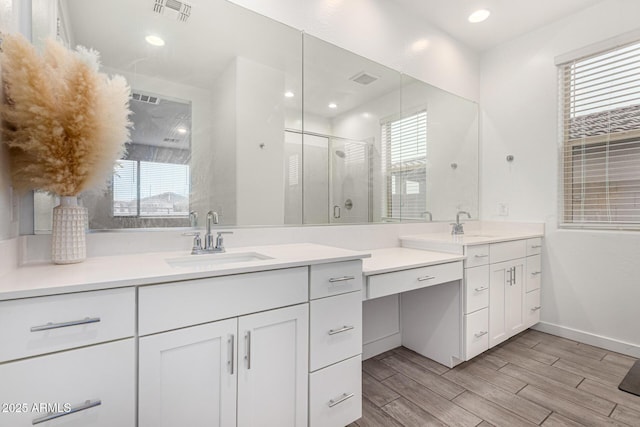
[350,329,640,427]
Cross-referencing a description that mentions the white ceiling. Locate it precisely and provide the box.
[393,0,603,51]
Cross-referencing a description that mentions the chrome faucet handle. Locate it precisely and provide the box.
[183,232,203,253]
[215,231,233,252]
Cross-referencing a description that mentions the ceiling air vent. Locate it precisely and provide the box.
[153,0,192,22]
[350,71,379,85]
[131,92,160,104]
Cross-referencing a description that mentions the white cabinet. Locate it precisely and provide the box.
[461,237,542,360]
[138,319,238,427]
[139,303,309,427]
[309,261,363,426]
[489,259,525,347]
[0,288,136,427]
[237,304,309,427]
[0,339,135,427]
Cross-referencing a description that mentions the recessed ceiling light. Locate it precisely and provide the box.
[284,91,295,98]
[177,127,187,134]
[328,103,337,109]
[411,39,430,52]
[468,9,490,23]
[145,35,165,46]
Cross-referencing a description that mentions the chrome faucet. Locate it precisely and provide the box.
[451,211,471,235]
[204,211,219,251]
[184,211,233,254]
[422,211,433,222]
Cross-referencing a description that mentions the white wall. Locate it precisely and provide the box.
[480,0,640,355]
[228,0,480,102]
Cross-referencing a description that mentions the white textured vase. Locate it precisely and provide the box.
[51,196,88,264]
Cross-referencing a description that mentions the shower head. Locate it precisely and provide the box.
[335,150,346,158]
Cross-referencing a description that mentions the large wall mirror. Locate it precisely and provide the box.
[28,0,478,232]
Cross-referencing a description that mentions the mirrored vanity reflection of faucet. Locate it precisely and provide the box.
[184,211,233,254]
[451,211,471,235]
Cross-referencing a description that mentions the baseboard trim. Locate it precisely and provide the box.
[362,333,401,360]
[533,321,640,358]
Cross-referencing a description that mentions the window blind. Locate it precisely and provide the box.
[113,160,190,217]
[560,40,640,228]
[381,110,427,220]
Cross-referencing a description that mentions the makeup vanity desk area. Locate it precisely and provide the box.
[362,248,466,368]
[362,227,544,368]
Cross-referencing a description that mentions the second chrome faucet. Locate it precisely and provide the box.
[186,210,233,254]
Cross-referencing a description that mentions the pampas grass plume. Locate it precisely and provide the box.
[0,33,132,196]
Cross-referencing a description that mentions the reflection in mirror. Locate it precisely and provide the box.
[295,34,402,224]
[29,0,477,233]
[400,75,479,221]
[32,0,303,231]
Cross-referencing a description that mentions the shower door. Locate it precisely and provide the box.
[329,138,371,224]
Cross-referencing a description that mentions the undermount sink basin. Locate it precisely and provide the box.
[166,252,273,268]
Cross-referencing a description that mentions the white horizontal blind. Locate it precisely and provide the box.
[560,40,640,228]
[381,110,427,220]
[113,160,190,217]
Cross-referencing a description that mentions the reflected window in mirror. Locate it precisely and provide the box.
[382,110,427,221]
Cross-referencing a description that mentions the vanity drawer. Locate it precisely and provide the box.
[489,240,527,264]
[464,308,489,360]
[524,289,541,328]
[310,291,362,371]
[309,355,362,427]
[139,267,308,336]
[367,261,462,300]
[464,244,490,268]
[464,265,489,314]
[0,288,135,363]
[310,260,362,300]
[526,255,542,292]
[0,339,135,427]
[526,238,543,256]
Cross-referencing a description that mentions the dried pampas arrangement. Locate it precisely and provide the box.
[0,33,132,196]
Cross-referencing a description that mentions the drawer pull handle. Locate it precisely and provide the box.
[30,317,101,332]
[531,306,541,311]
[328,325,355,335]
[474,254,489,258]
[474,331,488,338]
[531,245,542,249]
[328,392,354,408]
[32,399,101,425]
[531,271,541,276]
[417,275,435,282]
[329,276,355,283]
[474,286,488,292]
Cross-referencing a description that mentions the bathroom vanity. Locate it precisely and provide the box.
[401,229,543,361]
[0,244,368,427]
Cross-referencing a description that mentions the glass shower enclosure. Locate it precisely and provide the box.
[284,130,372,224]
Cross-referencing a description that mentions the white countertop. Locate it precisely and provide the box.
[0,243,369,301]
[401,230,544,254]
[362,247,465,276]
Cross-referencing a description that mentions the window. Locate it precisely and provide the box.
[113,160,190,217]
[560,41,640,229]
[381,110,427,220]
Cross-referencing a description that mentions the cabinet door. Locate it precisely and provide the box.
[0,339,135,427]
[489,260,524,347]
[139,318,237,427]
[238,303,309,427]
[507,262,525,336]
